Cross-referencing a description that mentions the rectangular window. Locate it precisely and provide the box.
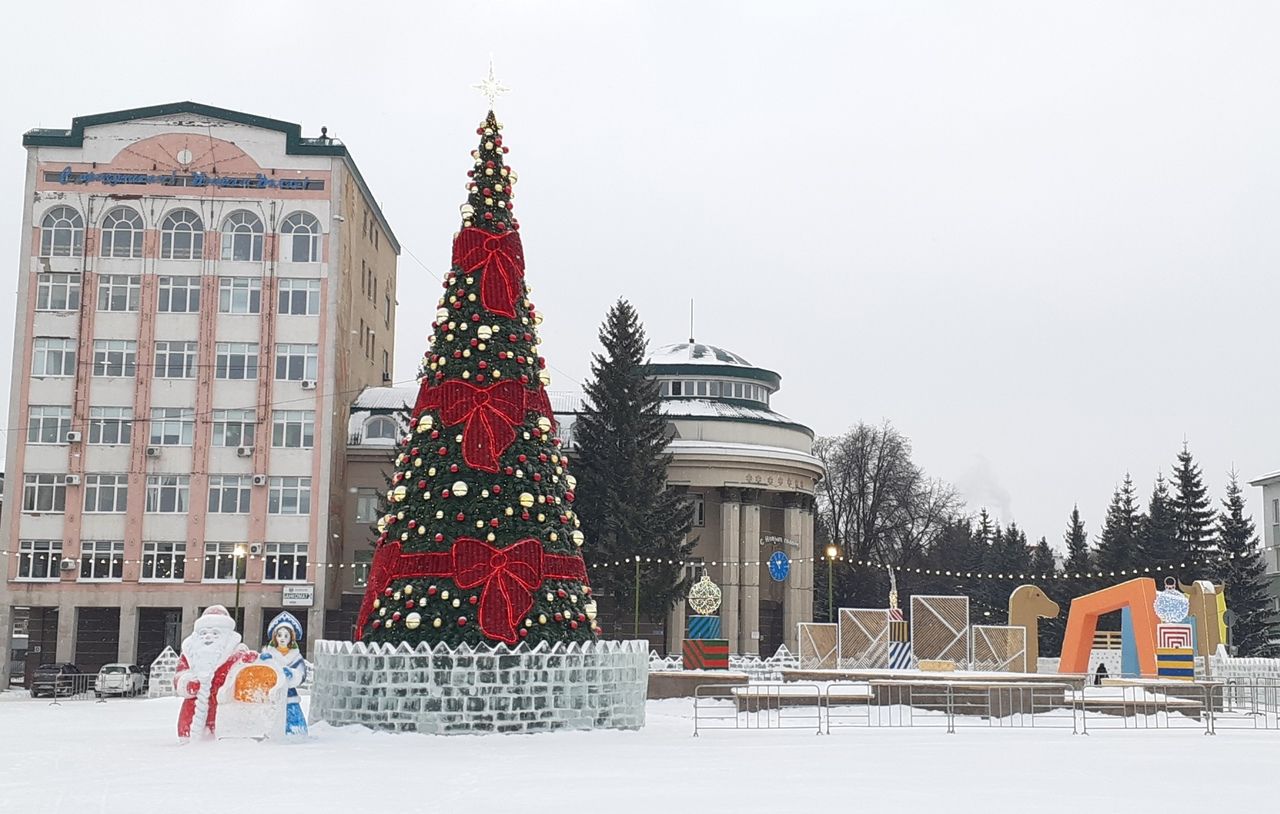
[142,542,186,581]
[83,474,129,513]
[203,542,246,582]
[659,381,670,397]
[696,381,707,396]
[215,342,259,380]
[385,293,392,327]
[272,410,315,448]
[382,349,389,376]
[79,540,124,580]
[89,406,133,445]
[157,276,201,313]
[92,339,137,377]
[22,474,66,513]
[145,475,190,513]
[149,408,194,446]
[36,273,81,311]
[264,542,308,582]
[277,278,321,315]
[709,382,720,397]
[274,343,318,381]
[670,381,683,396]
[355,488,380,523]
[1273,498,1278,524]
[207,475,253,514]
[97,275,141,312]
[692,494,705,528]
[27,406,72,444]
[353,548,373,588]
[33,337,76,377]
[212,409,256,447]
[217,277,262,314]
[268,476,312,515]
[368,331,376,360]
[18,540,62,580]
[153,341,198,379]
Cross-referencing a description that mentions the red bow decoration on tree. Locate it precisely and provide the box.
[453,538,543,644]
[355,539,588,644]
[413,380,556,472]
[451,227,525,318]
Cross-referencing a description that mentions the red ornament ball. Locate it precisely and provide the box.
[458,616,468,626]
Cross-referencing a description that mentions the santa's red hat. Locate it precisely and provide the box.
[193,605,237,632]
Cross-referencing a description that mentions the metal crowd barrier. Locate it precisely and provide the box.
[30,673,98,704]
[1074,681,1213,734]
[693,683,823,736]
[1207,678,1280,732]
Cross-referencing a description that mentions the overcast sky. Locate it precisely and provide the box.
[2,1,1277,552]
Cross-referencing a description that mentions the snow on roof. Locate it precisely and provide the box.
[1248,469,1280,486]
[352,386,418,411]
[658,398,800,425]
[647,342,753,367]
[665,439,822,469]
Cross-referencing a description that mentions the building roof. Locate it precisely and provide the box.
[1248,470,1280,487]
[645,342,782,389]
[23,101,400,252]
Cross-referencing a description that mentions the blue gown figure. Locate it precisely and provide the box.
[259,611,308,736]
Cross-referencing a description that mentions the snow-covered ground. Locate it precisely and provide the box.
[0,692,1273,813]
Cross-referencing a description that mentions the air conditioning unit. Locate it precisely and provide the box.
[251,474,269,486]
[300,379,317,390]
[236,446,254,458]
[65,431,82,443]
[62,474,81,486]
[249,542,264,556]
[145,446,161,458]
[59,557,78,572]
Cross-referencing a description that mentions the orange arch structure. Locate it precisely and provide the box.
[1059,578,1159,676]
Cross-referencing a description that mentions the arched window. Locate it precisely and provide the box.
[280,212,321,263]
[100,207,144,259]
[40,206,84,258]
[363,416,399,442]
[220,210,264,262]
[160,209,205,260]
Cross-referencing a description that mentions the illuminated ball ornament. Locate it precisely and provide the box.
[536,416,552,434]
[477,325,492,341]
[392,485,407,503]
[405,612,422,630]
[519,492,535,508]
[688,575,723,615]
[451,480,469,498]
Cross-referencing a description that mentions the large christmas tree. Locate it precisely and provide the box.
[355,108,598,648]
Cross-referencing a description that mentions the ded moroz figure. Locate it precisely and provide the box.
[257,611,308,735]
[173,605,258,741]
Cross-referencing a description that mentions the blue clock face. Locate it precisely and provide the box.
[768,551,790,582]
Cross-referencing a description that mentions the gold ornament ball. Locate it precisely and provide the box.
[571,530,585,546]
[405,612,422,630]
[404,584,414,595]
[477,325,493,341]
[688,575,724,615]
[519,492,535,508]
[585,601,598,622]
[392,485,407,503]
[538,371,552,386]
[536,416,552,433]
[566,474,577,491]
[452,480,469,497]
[433,617,443,628]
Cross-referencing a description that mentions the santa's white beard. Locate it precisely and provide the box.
[183,631,242,680]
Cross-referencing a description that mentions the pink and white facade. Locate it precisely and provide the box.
[0,103,399,685]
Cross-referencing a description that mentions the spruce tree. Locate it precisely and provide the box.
[1096,474,1143,577]
[575,300,696,630]
[1172,443,1217,581]
[1030,536,1057,577]
[356,109,595,648]
[1063,505,1091,577]
[1139,473,1179,574]
[1216,474,1277,655]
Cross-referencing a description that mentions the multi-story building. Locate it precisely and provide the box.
[1246,471,1280,622]
[343,341,822,656]
[0,102,399,686]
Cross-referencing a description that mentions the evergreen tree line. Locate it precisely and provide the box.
[816,430,1278,657]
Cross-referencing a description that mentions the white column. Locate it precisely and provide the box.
[667,599,687,655]
[718,488,741,650]
[739,490,761,656]
[801,496,815,626]
[782,494,804,653]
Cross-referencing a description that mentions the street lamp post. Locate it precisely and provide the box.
[825,545,839,622]
[233,544,247,632]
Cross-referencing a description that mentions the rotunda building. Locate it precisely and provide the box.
[646,342,824,656]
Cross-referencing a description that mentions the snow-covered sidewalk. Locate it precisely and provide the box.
[0,693,1272,813]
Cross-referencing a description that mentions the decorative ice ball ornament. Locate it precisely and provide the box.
[1154,577,1190,624]
[688,575,723,615]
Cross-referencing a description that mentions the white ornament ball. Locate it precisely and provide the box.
[452,480,469,497]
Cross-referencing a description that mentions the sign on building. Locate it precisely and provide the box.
[282,585,315,607]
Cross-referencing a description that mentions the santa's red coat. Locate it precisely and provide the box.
[173,648,258,739]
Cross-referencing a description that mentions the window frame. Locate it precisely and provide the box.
[274,343,319,381]
[203,542,246,582]
[22,473,66,514]
[212,409,257,447]
[100,207,144,259]
[40,206,84,258]
[17,540,62,581]
[207,475,253,514]
[156,275,201,313]
[263,542,309,582]
[363,416,398,442]
[79,540,124,581]
[217,276,262,314]
[277,278,321,316]
[149,408,195,446]
[141,541,186,582]
[96,274,142,313]
[144,474,191,513]
[88,406,133,445]
[32,337,77,377]
[27,406,72,445]
[220,210,264,262]
[271,410,315,448]
[153,340,198,379]
[82,474,129,514]
[35,272,81,312]
[280,211,321,263]
[160,209,205,260]
[91,339,137,378]
[214,342,259,380]
[268,476,312,515]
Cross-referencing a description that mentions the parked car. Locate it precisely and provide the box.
[95,663,146,697]
[30,663,80,698]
